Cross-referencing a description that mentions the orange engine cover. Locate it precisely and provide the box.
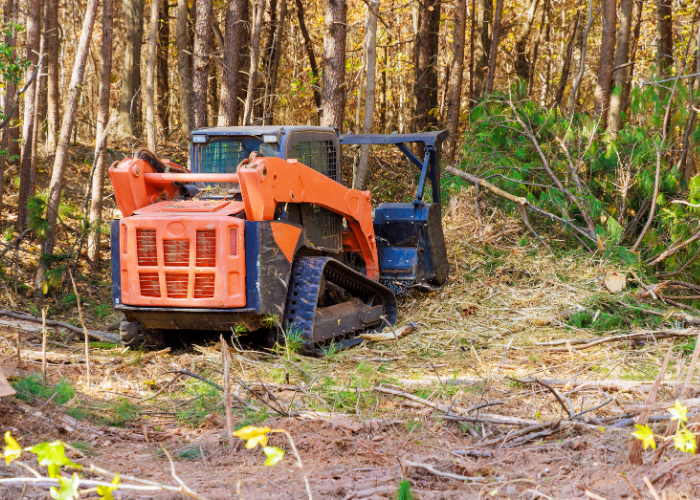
[118,200,246,308]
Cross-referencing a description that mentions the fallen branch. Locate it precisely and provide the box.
[0,309,118,343]
[404,461,486,482]
[647,229,700,265]
[360,322,418,342]
[624,398,700,414]
[541,329,699,352]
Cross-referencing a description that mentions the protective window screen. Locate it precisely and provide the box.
[289,140,337,180]
[198,141,247,174]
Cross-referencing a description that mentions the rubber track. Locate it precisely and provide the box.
[284,257,397,355]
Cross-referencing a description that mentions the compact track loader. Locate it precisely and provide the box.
[109,126,449,354]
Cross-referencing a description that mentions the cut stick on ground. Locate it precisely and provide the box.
[628,346,673,465]
[360,322,418,342]
[404,461,486,482]
[0,309,118,342]
[539,329,699,352]
[41,308,47,383]
[623,397,700,413]
[397,377,688,392]
[68,268,90,387]
[221,335,234,455]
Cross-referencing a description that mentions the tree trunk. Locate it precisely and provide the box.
[191,0,212,130]
[593,0,616,124]
[157,0,170,135]
[472,0,492,101]
[483,0,504,95]
[657,0,673,75]
[0,0,15,214]
[257,0,277,121]
[218,0,245,126]
[242,0,265,125]
[608,0,633,134]
[30,18,45,193]
[145,0,159,150]
[176,0,192,137]
[355,0,379,190]
[118,0,145,137]
[319,0,347,130]
[264,0,287,125]
[552,3,581,108]
[513,0,540,84]
[45,0,59,152]
[17,0,41,230]
[295,0,321,115]
[36,0,99,295]
[568,0,594,115]
[413,0,442,131]
[445,0,466,163]
[622,2,642,117]
[529,0,549,93]
[88,0,114,269]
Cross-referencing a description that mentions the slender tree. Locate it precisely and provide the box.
[295,0,321,116]
[413,0,442,131]
[513,0,540,84]
[445,0,467,163]
[218,0,245,126]
[355,0,379,189]
[88,0,114,269]
[146,0,160,151]
[118,0,145,136]
[242,0,265,125]
[608,0,633,133]
[593,0,616,123]
[263,0,287,125]
[45,0,59,152]
[176,0,192,137]
[191,0,212,129]
[36,0,99,295]
[552,3,581,108]
[16,0,41,229]
[472,0,492,101]
[483,0,504,95]
[319,0,347,130]
[157,0,170,134]
[657,0,673,74]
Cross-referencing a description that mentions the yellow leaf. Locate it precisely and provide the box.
[4,432,22,465]
[673,428,697,454]
[263,446,285,466]
[668,401,689,422]
[233,426,271,449]
[632,424,656,450]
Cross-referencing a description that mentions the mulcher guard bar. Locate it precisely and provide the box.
[284,257,397,356]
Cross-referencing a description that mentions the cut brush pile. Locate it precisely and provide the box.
[2,189,700,499]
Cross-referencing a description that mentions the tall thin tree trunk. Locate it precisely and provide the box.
[218,0,244,126]
[157,0,170,135]
[472,0,492,101]
[552,3,581,108]
[446,0,466,163]
[17,0,41,230]
[118,0,145,137]
[483,0,504,95]
[295,0,321,116]
[242,0,265,125]
[5,0,20,167]
[191,0,212,129]
[257,0,277,121]
[568,0,594,115]
[88,0,114,270]
[145,0,159,150]
[45,0,59,152]
[608,0,633,134]
[36,0,99,295]
[319,0,347,130]
[593,0,616,124]
[657,0,673,75]
[622,2,642,117]
[30,22,45,194]
[513,0,540,84]
[413,0,442,131]
[264,0,287,125]
[0,0,15,214]
[355,0,379,190]
[176,0,192,137]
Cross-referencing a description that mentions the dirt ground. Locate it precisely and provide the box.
[2,153,700,499]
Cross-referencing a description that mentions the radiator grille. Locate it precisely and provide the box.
[163,240,190,267]
[139,272,161,297]
[196,230,216,267]
[193,274,215,298]
[136,229,157,266]
[165,274,188,298]
[289,140,337,180]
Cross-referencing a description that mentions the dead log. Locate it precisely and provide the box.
[0,309,118,343]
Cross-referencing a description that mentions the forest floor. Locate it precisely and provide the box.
[1,146,700,499]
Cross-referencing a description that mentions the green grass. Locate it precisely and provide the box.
[178,445,204,460]
[12,375,76,405]
[176,380,222,426]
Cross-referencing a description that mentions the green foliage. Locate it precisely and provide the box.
[396,479,414,500]
[27,195,49,239]
[12,375,76,405]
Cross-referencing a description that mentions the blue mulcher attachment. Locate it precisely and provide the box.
[339,131,449,296]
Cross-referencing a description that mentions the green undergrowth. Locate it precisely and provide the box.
[11,374,140,427]
[566,294,664,334]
